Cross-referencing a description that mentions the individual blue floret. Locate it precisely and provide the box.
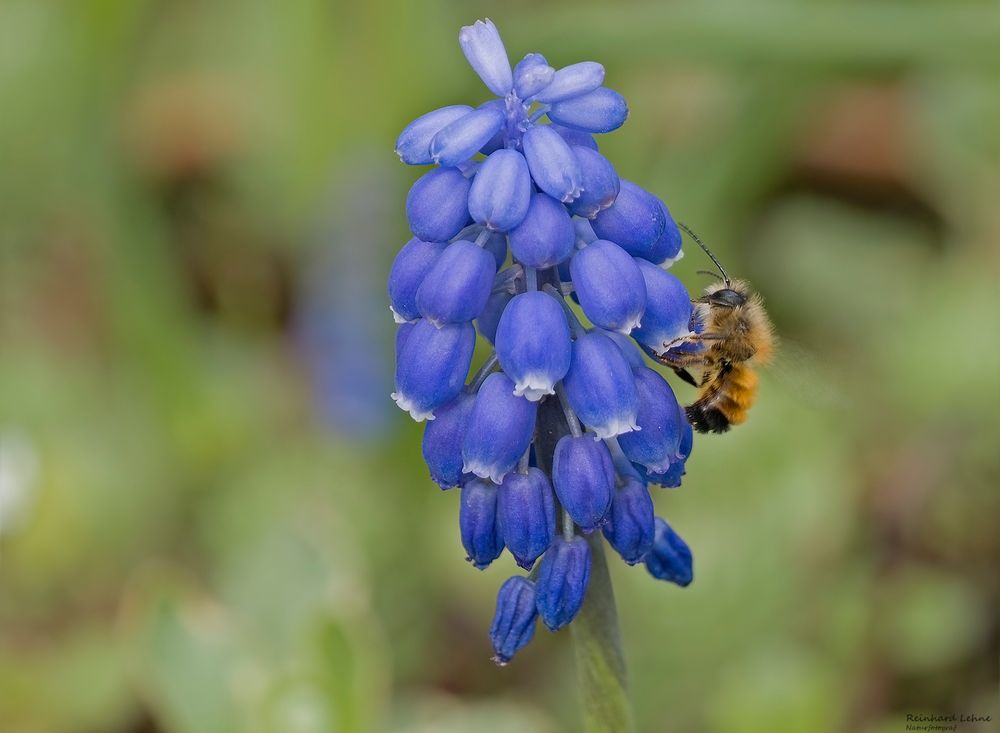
[490,576,538,665]
[535,536,592,630]
[497,467,556,569]
[644,516,693,586]
[460,479,504,569]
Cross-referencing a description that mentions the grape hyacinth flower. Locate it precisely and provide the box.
[389,19,702,679]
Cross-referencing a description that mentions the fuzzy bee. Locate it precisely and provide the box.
[652,223,775,433]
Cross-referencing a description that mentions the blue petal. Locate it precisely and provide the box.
[495,291,571,400]
[535,536,591,631]
[498,468,556,569]
[415,240,496,326]
[508,192,575,268]
[535,62,605,104]
[477,288,513,344]
[639,404,693,489]
[574,216,598,244]
[591,180,666,259]
[602,476,655,565]
[395,321,415,355]
[430,106,505,167]
[562,331,640,439]
[406,168,472,243]
[395,105,473,165]
[646,199,683,264]
[522,125,583,203]
[513,53,555,99]
[422,392,476,488]
[645,517,693,586]
[459,19,513,97]
[490,576,538,665]
[547,87,628,133]
[392,319,476,421]
[567,147,620,218]
[477,100,508,156]
[387,238,446,323]
[549,123,598,151]
[468,149,532,232]
[462,372,537,484]
[617,367,683,473]
[552,435,615,531]
[570,239,647,334]
[483,230,508,269]
[631,260,693,356]
[460,479,504,569]
[598,329,647,370]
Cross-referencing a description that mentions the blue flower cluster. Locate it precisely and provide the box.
[390,19,695,665]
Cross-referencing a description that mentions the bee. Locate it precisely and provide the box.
[651,223,775,433]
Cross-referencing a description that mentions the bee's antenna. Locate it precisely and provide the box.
[677,222,730,286]
[696,269,724,281]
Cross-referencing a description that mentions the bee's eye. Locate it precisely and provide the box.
[708,289,746,308]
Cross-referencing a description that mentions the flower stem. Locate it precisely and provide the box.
[571,533,635,733]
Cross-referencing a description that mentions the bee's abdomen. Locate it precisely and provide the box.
[687,363,758,434]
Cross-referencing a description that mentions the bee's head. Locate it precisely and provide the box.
[707,288,747,308]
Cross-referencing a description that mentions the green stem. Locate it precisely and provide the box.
[571,534,635,733]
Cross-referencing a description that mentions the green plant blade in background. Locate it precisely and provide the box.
[572,534,635,733]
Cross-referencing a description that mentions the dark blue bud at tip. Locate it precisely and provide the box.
[490,576,538,664]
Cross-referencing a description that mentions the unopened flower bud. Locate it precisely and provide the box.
[535,536,592,630]
[460,479,504,569]
[552,435,615,531]
[602,476,654,565]
[498,467,556,569]
[490,576,538,665]
[645,517,693,586]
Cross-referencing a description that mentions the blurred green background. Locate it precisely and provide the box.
[1,1,998,732]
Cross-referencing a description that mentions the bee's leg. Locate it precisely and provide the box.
[659,333,697,351]
[672,368,698,387]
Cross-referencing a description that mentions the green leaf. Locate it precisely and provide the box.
[571,535,635,733]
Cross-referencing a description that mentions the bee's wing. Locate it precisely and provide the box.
[761,339,843,409]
